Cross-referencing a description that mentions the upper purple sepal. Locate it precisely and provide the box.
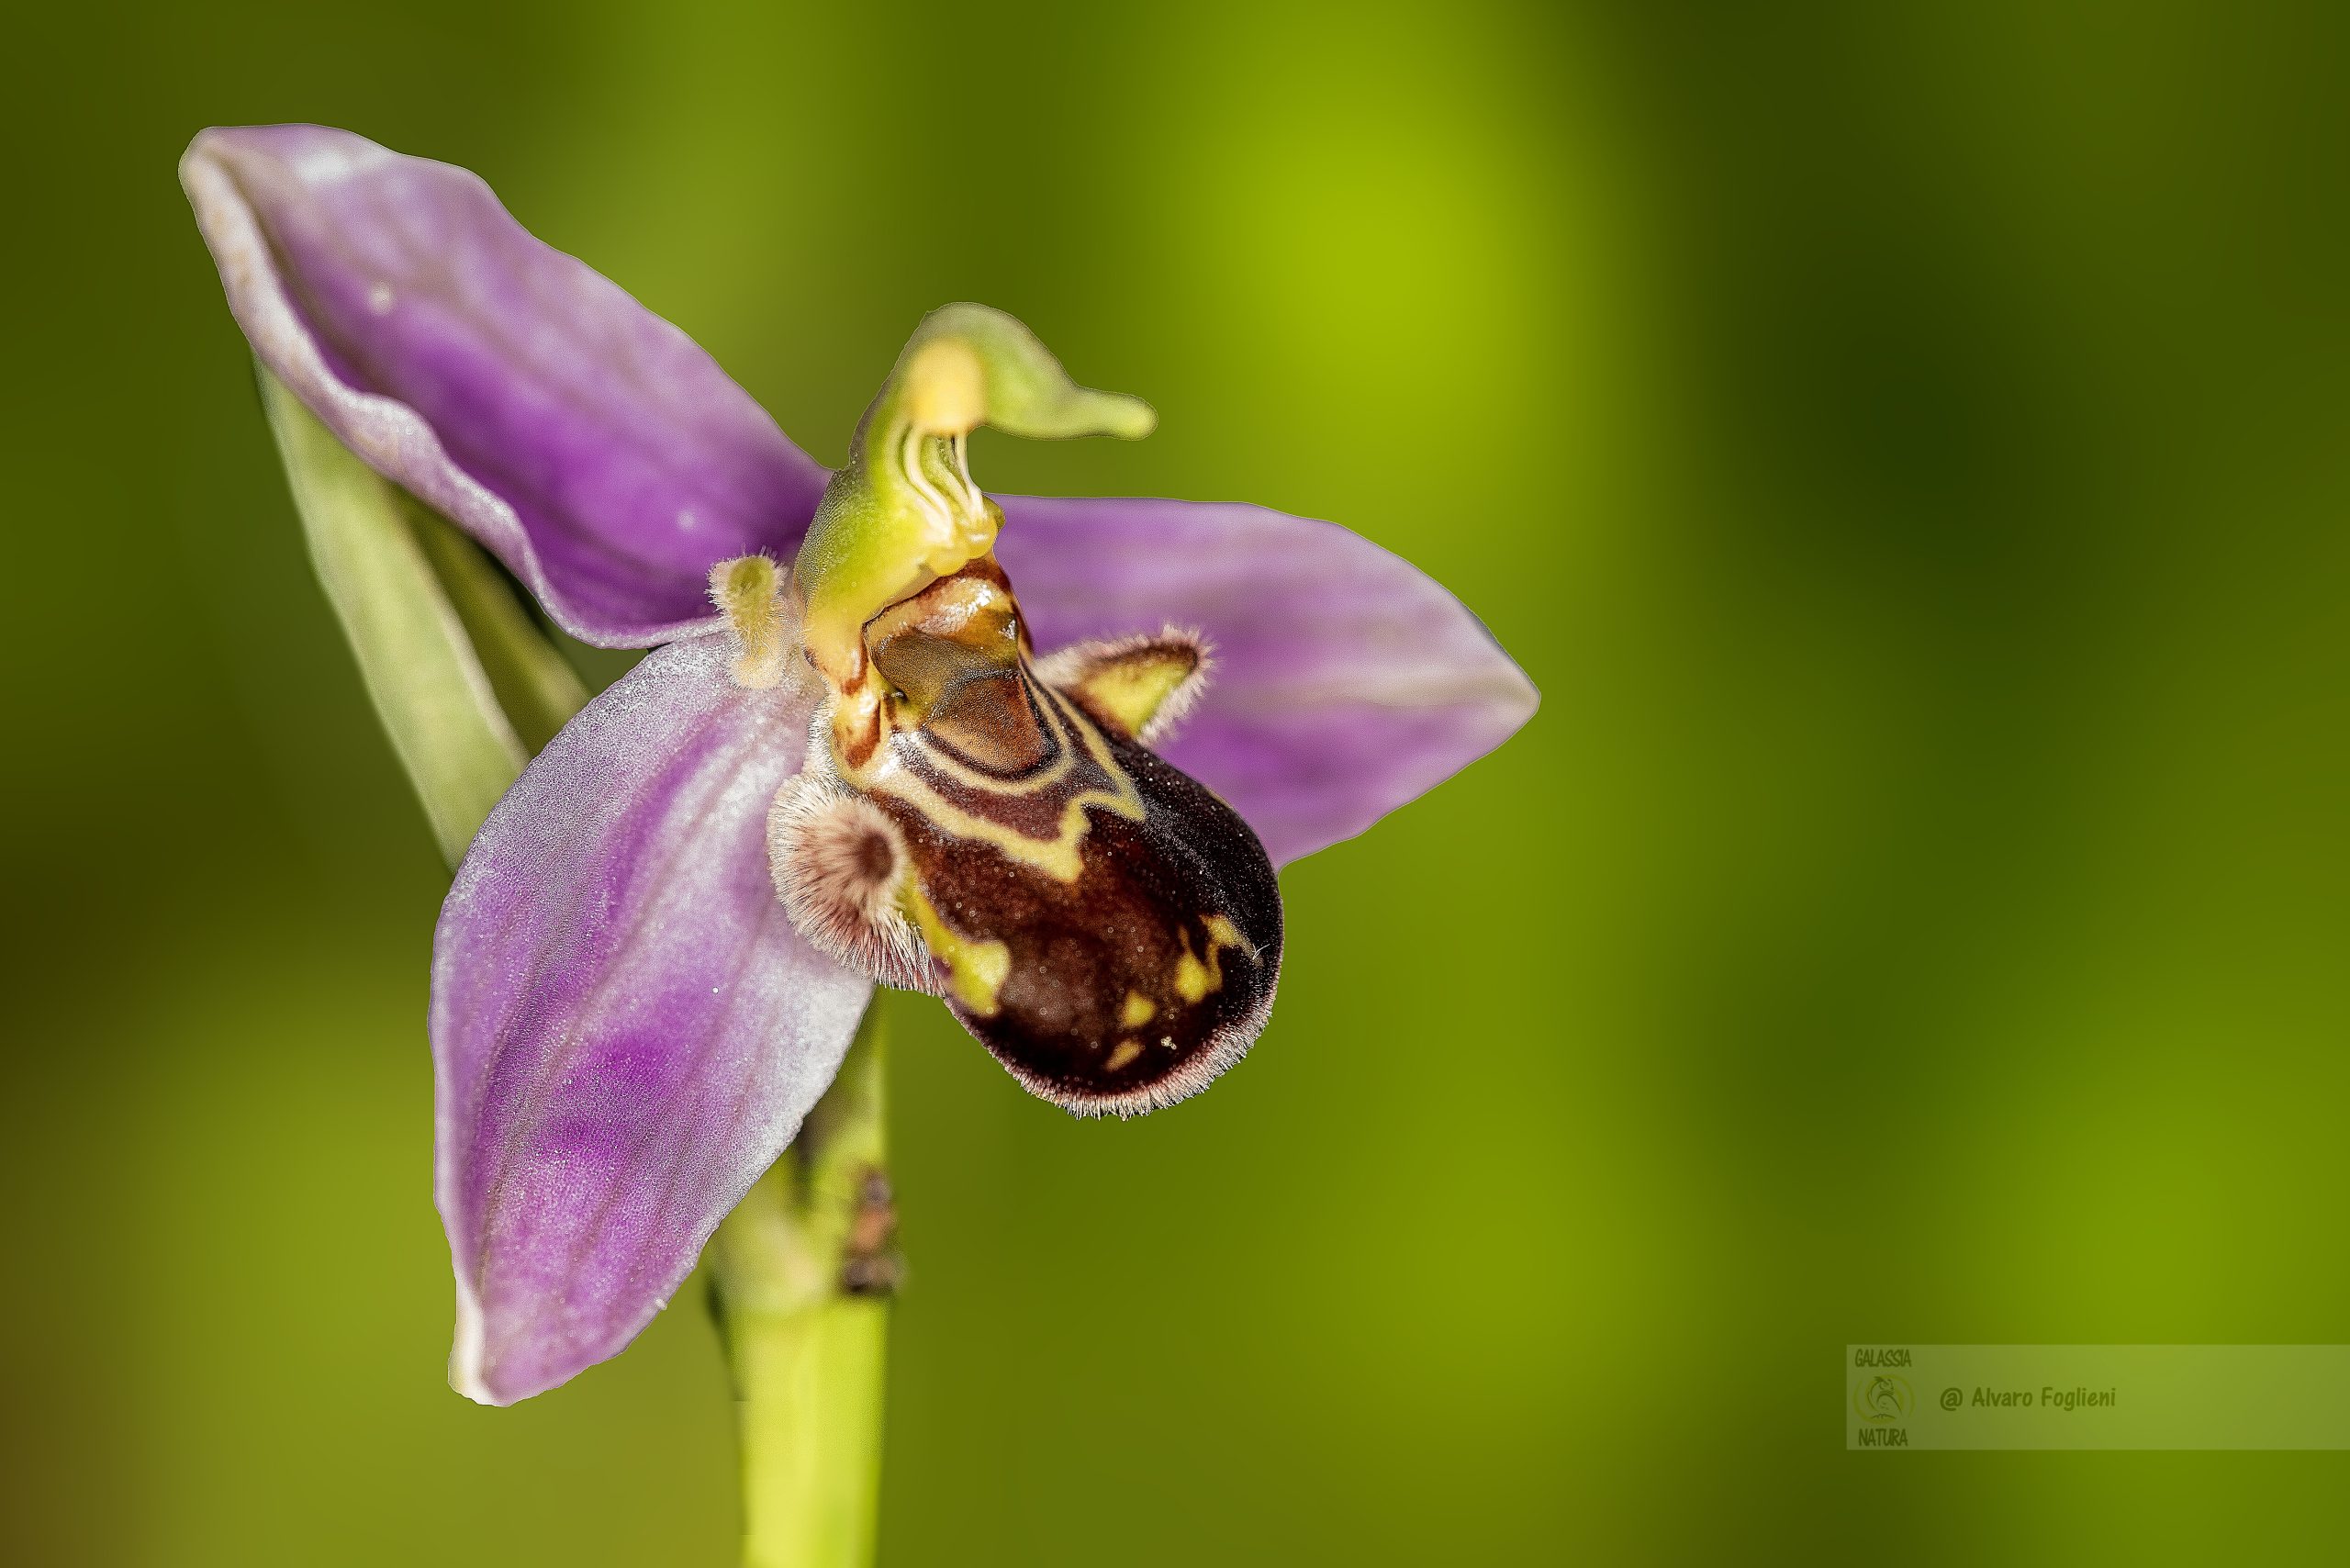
[996,496,1539,867]
[431,636,870,1404]
[181,124,829,648]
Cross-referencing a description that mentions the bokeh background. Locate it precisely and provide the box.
[9,1,2350,1562]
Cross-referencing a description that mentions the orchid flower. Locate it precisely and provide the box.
[182,124,1538,1412]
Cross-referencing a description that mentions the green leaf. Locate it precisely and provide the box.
[258,368,530,865]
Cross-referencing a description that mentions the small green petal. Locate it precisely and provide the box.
[259,368,533,863]
[405,497,589,754]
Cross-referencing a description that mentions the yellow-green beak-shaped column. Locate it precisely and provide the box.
[793,304,1154,744]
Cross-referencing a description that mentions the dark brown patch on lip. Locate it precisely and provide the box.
[878,726,1282,1116]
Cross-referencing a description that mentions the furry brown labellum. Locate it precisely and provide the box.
[777,560,1282,1116]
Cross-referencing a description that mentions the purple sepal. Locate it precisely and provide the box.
[431,636,869,1404]
[996,496,1539,868]
[181,125,828,648]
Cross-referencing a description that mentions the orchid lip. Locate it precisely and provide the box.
[767,555,1283,1117]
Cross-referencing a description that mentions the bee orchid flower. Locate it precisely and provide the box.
[183,124,1538,1408]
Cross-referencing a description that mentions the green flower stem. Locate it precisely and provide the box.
[258,364,894,1562]
[710,1010,895,1568]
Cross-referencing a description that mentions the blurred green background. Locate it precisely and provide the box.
[8,1,2350,1562]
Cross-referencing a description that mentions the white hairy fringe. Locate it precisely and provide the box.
[767,772,939,993]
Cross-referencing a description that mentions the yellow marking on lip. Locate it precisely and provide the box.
[1120,991,1157,1029]
[1172,941,1212,1004]
[1172,915,1249,1005]
[903,886,1011,1015]
[1105,1039,1144,1072]
[850,668,1145,883]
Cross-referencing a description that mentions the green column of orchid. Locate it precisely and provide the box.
[257,366,893,1568]
[792,301,1155,689]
